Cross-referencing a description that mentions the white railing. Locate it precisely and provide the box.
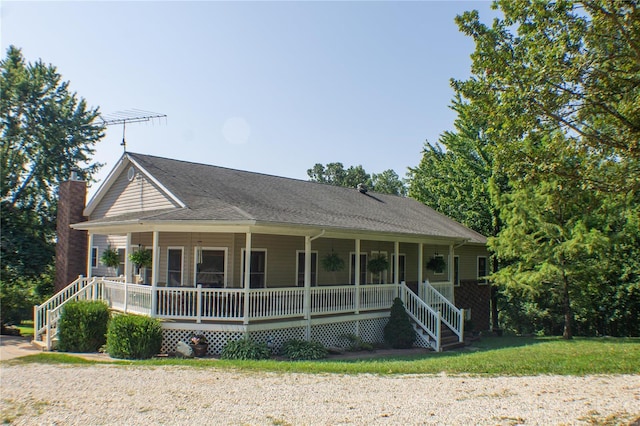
[41,278,102,350]
[249,287,305,319]
[360,284,397,311]
[35,279,405,349]
[420,280,454,302]
[419,280,464,342]
[311,286,356,314]
[102,280,152,315]
[34,275,92,341]
[400,283,441,351]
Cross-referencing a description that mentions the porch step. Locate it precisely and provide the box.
[31,335,58,351]
[412,321,464,352]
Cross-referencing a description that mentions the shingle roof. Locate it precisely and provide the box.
[104,152,486,244]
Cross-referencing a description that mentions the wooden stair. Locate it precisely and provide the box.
[412,320,465,352]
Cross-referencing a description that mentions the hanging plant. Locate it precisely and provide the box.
[100,246,120,268]
[426,256,446,273]
[321,252,345,272]
[128,249,153,269]
[368,255,389,275]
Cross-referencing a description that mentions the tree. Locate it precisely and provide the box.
[454,1,640,338]
[0,46,104,324]
[307,162,407,196]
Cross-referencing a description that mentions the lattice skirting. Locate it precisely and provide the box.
[161,317,390,356]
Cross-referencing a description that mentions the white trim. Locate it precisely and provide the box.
[91,246,99,268]
[166,246,184,287]
[193,247,228,288]
[350,251,368,285]
[391,253,406,284]
[296,250,318,287]
[453,255,460,287]
[433,254,445,275]
[241,248,267,288]
[83,153,186,217]
[477,256,488,285]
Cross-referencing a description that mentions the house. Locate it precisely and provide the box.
[36,152,490,354]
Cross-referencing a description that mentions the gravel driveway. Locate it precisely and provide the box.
[1,364,638,425]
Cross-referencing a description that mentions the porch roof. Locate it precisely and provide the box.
[77,152,486,244]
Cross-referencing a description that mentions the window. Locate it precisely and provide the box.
[477,256,488,285]
[454,255,460,286]
[433,254,445,275]
[391,253,406,283]
[196,249,226,288]
[117,248,126,277]
[242,250,267,288]
[350,253,368,285]
[167,248,183,286]
[91,247,98,268]
[296,251,318,286]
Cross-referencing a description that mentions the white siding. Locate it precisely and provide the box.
[90,234,127,277]
[90,166,178,219]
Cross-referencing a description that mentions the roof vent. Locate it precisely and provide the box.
[357,183,368,194]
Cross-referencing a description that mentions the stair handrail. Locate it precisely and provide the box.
[34,275,92,341]
[400,283,441,351]
[419,280,464,342]
[43,277,103,350]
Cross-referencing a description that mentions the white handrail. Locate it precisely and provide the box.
[400,283,440,351]
[419,280,464,342]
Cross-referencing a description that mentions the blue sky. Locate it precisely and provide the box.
[2,1,497,193]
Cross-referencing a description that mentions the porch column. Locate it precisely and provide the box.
[243,232,252,325]
[125,233,132,282]
[354,239,360,314]
[394,241,400,284]
[449,243,455,303]
[151,231,159,316]
[304,235,312,340]
[418,243,424,285]
[86,232,94,278]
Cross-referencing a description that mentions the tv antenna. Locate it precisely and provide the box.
[98,109,167,151]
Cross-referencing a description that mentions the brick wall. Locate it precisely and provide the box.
[454,280,491,332]
[54,179,87,292]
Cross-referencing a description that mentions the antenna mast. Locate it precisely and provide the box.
[98,109,167,151]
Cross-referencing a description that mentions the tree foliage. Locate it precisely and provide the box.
[0,46,104,323]
[307,162,407,196]
[452,0,640,338]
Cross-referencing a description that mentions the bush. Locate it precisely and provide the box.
[338,333,374,352]
[383,297,416,349]
[221,338,271,360]
[280,339,328,360]
[58,301,110,352]
[106,314,162,359]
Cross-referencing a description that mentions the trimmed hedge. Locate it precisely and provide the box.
[106,314,162,359]
[221,338,271,360]
[58,301,110,352]
[383,297,416,349]
[281,339,328,360]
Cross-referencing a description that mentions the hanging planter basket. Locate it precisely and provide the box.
[426,256,446,273]
[321,252,345,272]
[368,255,389,275]
[100,246,119,268]
[128,249,153,270]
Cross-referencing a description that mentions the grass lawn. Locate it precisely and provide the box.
[9,336,640,376]
[15,321,34,337]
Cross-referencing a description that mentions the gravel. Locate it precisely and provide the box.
[1,364,638,425]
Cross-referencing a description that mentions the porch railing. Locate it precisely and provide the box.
[418,280,464,342]
[400,283,441,351]
[34,275,93,344]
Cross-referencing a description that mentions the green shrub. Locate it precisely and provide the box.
[58,301,110,352]
[338,333,374,352]
[280,339,328,360]
[221,338,271,360]
[106,314,162,359]
[383,297,416,349]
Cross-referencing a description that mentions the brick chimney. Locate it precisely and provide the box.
[54,172,88,292]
